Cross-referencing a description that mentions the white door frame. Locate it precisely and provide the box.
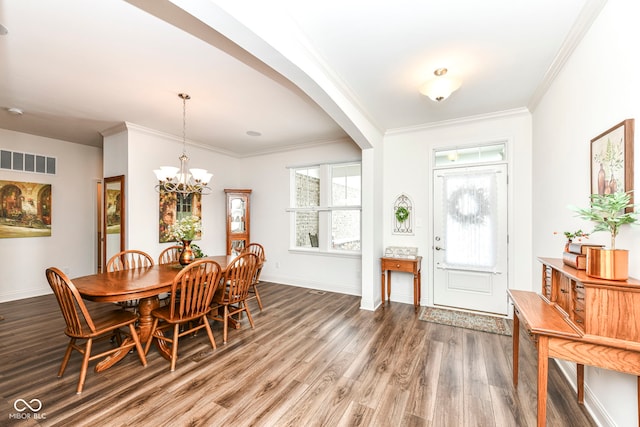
[426,140,511,314]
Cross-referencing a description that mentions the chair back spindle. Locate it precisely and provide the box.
[169,259,221,321]
[158,245,182,265]
[224,252,259,304]
[106,249,154,272]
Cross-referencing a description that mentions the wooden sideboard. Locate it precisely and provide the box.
[508,257,640,426]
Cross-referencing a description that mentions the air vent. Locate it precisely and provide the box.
[0,149,56,175]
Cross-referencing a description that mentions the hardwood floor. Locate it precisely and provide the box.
[0,282,595,426]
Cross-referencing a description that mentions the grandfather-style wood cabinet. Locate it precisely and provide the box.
[224,189,251,256]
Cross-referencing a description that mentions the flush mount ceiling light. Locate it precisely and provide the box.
[154,93,213,195]
[419,68,462,102]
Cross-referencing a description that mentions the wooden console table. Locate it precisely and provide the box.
[380,256,422,311]
[508,257,640,427]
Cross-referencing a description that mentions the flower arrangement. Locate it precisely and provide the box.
[555,229,590,242]
[169,215,202,241]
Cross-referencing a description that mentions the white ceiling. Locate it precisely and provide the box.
[0,0,603,157]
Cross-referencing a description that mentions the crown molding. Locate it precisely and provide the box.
[386,107,531,136]
[528,0,607,112]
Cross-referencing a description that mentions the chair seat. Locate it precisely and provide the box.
[150,305,212,324]
[65,309,139,339]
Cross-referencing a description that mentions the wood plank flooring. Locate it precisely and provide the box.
[0,282,595,426]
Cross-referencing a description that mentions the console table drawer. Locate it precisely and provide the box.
[381,258,417,273]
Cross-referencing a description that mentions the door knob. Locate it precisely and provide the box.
[435,246,445,251]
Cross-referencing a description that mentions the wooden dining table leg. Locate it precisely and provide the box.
[136,296,159,343]
[95,295,171,370]
[137,296,173,361]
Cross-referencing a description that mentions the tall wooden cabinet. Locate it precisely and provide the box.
[224,189,251,256]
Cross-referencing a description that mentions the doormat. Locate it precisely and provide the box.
[419,307,512,336]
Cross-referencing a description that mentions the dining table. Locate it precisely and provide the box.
[72,255,236,371]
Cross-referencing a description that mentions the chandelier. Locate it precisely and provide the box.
[154,93,212,195]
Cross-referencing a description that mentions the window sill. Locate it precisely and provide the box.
[288,248,361,259]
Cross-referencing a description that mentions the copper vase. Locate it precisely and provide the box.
[179,240,195,266]
[586,247,629,281]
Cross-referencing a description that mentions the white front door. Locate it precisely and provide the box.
[432,164,508,314]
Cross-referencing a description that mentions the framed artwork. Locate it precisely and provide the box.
[591,119,635,210]
[105,185,122,234]
[158,190,202,243]
[0,179,51,238]
[103,175,125,271]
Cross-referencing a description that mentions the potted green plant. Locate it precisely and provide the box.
[572,191,638,280]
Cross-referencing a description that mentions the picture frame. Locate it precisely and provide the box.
[158,190,201,243]
[590,119,635,211]
[0,179,52,238]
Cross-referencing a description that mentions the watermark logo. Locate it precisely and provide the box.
[14,399,42,412]
[9,398,46,420]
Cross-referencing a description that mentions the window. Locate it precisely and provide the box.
[176,193,193,222]
[290,162,361,252]
[434,142,506,167]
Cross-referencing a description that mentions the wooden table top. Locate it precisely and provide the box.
[507,289,581,339]
[73,255,236,303]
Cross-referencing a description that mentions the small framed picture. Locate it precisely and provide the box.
[590,119,635,211]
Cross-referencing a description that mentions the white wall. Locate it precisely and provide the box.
[0,129,102,301]
[532,2,640,425]
[382,111,533,306]
[241,140,363,295]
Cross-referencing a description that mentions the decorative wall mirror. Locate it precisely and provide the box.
[103,175,125,271]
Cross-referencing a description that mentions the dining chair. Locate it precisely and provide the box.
[158,245,183,265]
[107,249,155,271]
[144,259,222,371]
[106,249,154,310]
[45,267,147,394]
[209,252,259,344]
[243,243,266,310]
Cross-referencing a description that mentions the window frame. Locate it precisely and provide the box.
[288,161,361,255]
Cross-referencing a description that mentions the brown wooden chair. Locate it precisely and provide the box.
[144,259,222,371]
[45,267,147,394]
[158,245,182,265]
[209,252,259,344]
[106,249,154,310]
[243,243,266,310]
[107,249,154,271]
